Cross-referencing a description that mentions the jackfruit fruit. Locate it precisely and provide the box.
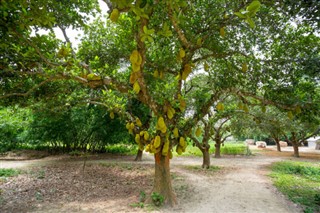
[110,9,120,22]
[179,137,186,147]
[153,70,159,78]
[242,63,248,73]
[157,117,167,133]
[204,62,209,72]
[162,140,169,156]
[216,102,224,111]
[133,81,140,94]
[135,134,140,144]
[136,118,142,127]
[195,127,201,137]
[220,27,225,37]
[176,146,183,155]
[179,48,185,58]
[130,50,140,64]
[173,127,179,138]
[143,131,149,141]
[154,136,161,148]
[182,64,192,80]
[179,99,186,111]
[110,112,115,119]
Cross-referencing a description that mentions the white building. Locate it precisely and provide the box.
[307,136,320,148]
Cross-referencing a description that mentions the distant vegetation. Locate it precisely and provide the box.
[180,142,249,157]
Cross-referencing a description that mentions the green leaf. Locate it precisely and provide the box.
[234,12,246,19]
[247,0,261,14]
[246,1,261,17]
[246,17,255,29]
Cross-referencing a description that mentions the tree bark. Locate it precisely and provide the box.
[292,141,300,157]
[152,152,177,206]
[276,141,281,152]
[134,149,143,161]
[214,142,221,158]
[201,148,210,169]
[274,138,281,152]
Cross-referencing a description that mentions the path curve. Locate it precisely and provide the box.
[167,155,302,213]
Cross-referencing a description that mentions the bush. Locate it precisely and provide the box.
[0,107,32,153]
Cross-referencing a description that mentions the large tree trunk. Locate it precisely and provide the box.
[201,148,210,169]
[134,149,143,161]
[152,152,177,206]
[292,141,300,157]
[214,142,221,158]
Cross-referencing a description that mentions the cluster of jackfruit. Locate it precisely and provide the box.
[129,50,143,94]
[126,122,135,134]
[145,135,161,154]
[153,70,164,79]
[135,131,148,151]
[166,104,176,120]
[126,117,144,134]
[176,136,187,155]
[144,134,173,158]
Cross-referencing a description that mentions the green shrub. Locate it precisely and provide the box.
[151,192,164,207]
[0,168,20,177]
[270,161,320,212]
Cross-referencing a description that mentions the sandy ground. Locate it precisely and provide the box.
[0,146,319,213]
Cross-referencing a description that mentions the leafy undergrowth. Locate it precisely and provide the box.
[0,168,20,177]
[0,161,155,213]
[270,161,320,213]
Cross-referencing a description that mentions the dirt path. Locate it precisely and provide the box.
[168,155,302,213]
[1,149,318,212]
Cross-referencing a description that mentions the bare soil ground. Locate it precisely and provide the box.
[0,146,319,213]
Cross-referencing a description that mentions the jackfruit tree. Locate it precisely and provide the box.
[1,0,319,206]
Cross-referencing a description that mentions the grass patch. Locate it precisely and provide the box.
[105,144,137,155]
[270,161,320,213]
[179,142,248,157]
[0,168,20,177]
